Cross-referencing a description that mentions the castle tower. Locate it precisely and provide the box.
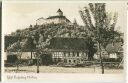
[57,9,63,16]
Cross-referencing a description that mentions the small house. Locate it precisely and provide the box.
[106,42,123,61]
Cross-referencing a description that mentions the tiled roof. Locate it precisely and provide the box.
[48,37,88,51]
[106,42,123,53]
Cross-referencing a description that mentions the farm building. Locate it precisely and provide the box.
[48,37,89,65]
[106,42,123,59]
[94,42,123,62]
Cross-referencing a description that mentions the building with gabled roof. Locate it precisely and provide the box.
[48,37,89,65]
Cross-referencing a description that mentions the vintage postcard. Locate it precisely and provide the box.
[0,1,1,82]
[2,1,126,82]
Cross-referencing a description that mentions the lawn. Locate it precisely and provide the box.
[5,66,123,74]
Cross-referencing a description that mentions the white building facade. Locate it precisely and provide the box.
[36,9,71,25]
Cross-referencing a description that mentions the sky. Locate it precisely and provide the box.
[3,1,126,34]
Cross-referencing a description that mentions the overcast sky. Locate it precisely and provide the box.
[3,1,126,34]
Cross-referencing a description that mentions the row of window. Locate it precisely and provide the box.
[53,58,62,62]
[65,59,83,63]
[52,52,87,58]
[53,58,84,64]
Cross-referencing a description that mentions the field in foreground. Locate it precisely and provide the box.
[5,66,123,74]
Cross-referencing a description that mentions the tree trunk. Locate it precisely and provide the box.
[37,57,39,73]
[99,42,104,74]
[16,64,19,71]
[31,51,33,59]
[16,61,19,73]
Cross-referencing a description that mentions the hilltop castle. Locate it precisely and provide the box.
[36,9,72,25]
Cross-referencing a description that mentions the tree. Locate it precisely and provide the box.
[33,24,64,73]
[7,40,22,72]
[79,3,121,74]
[6,36,36,72]
[21,37,36,59]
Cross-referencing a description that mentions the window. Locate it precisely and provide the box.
[70,52,73,57]
[79,52,82,57]
[77,52,79,57]
[59,52,61,55]
[63,52,66,57]
[74,60,76,63]
[52,54,54,58]
[53,52,65,58]
[64,59,67,63]
[69,60,71,63]
[58,52,63,58]
[58,58,61,62]
[56,52,59,57]
[52,53,55,58]
[68,52,70,57]
[84,53,86,56]
[66,53,68,57]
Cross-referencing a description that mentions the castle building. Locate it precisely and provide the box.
[36,9,71,25]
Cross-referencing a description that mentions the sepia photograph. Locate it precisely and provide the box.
[0,1,1,81]
[2,1,126,80]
